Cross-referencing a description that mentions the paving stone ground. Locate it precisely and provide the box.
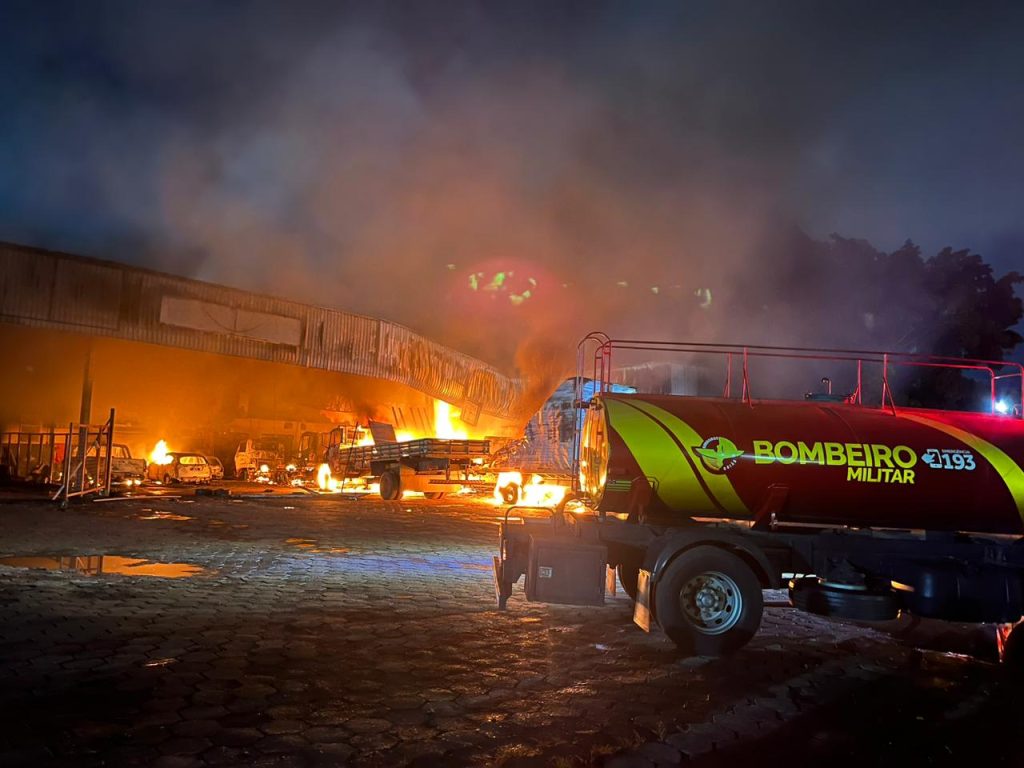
[1,493,1022,767]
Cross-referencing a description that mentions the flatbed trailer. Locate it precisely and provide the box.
[327,438,490,499]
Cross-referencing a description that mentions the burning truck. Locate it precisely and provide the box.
[490,378,635,507]
[494,335,1024,659]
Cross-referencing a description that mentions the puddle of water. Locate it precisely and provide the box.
[0,555,206,578]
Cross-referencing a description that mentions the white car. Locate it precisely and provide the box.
[206,456,225,481]
[147,453,212,484]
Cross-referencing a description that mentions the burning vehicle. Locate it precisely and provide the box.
[495,335,1024,659]
[489,378,635,506]
[323,419,489,499]
[205,455,225,481]
[147,451,212,484]
[234,438,285,482]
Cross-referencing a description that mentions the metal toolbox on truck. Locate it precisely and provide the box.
[525,536,607,606]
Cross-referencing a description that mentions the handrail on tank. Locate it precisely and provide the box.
[576,335,1024,417]
[570,333,1024,495]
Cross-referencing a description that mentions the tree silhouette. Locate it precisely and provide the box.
[734,228,1022,410]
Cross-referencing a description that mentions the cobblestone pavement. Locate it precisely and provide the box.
[1,494,1021,767]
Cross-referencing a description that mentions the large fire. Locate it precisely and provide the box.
[493,471,567,507]
[149,440,173,465]
[434,400,468,440]
[317,463,341,492]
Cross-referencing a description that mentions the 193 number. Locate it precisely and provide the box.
[922,449,976,471]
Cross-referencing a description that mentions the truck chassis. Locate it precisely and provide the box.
[495,506,1024,656]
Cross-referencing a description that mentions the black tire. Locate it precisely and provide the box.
[500,484,519,505]
[238,468,248,482]
[424,492,445,500]
[788,577,899,621]
[163,473,173,485]
[655,546,763,656]
[380,469,402,500]
[617,563,640,601]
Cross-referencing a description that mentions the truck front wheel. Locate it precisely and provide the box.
[655,546,763,656]
[380,469,402,500]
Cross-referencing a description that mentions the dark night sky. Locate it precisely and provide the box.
[1,0,1022,362]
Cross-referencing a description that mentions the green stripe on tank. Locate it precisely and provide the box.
[603,398,719,514]
[898,412,1024,525]
[625,399,749,517]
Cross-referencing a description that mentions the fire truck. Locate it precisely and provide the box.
[494,334,1024,659]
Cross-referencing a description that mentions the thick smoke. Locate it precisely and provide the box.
[2,0,1022,385]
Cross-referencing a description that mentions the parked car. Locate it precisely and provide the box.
[84,443,147,487]
[147,452,212,484]
[206,456,225,481]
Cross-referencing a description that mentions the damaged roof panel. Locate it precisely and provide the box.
[0,241,523,419]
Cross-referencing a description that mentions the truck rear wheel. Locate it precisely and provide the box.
[655,546,763,656]
[380,469,402,500]
[500,483,519,505]
[238,469,248,481]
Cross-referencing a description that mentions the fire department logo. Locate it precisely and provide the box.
[693,436,744,473]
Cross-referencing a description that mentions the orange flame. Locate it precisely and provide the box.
[434,400,468,440]
[317,463,340,492]
[149,440,173,466]
[493,470,567,507]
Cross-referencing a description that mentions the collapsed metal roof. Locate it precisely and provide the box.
[0,241,523,421]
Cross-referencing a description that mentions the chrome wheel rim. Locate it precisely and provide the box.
[679,570,743,635]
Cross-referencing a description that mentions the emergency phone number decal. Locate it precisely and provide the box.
[921,448,976,471]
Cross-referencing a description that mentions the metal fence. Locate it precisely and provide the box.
[52,409,116,507]
[1,428,64,483]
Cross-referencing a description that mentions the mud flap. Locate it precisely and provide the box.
[493,556,509,610]
[633,568,652,632]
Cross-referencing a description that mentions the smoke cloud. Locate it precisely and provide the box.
[2,0,1022,381]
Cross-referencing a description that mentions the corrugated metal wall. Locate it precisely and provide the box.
[0,242,523,418]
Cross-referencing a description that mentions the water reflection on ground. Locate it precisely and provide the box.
[0,555,206,578]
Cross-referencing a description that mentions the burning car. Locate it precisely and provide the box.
[234,438,285,481]
[147,452,212,484]
[206,455,225,481]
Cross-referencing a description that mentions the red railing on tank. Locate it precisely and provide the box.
[571,333,1024,493]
